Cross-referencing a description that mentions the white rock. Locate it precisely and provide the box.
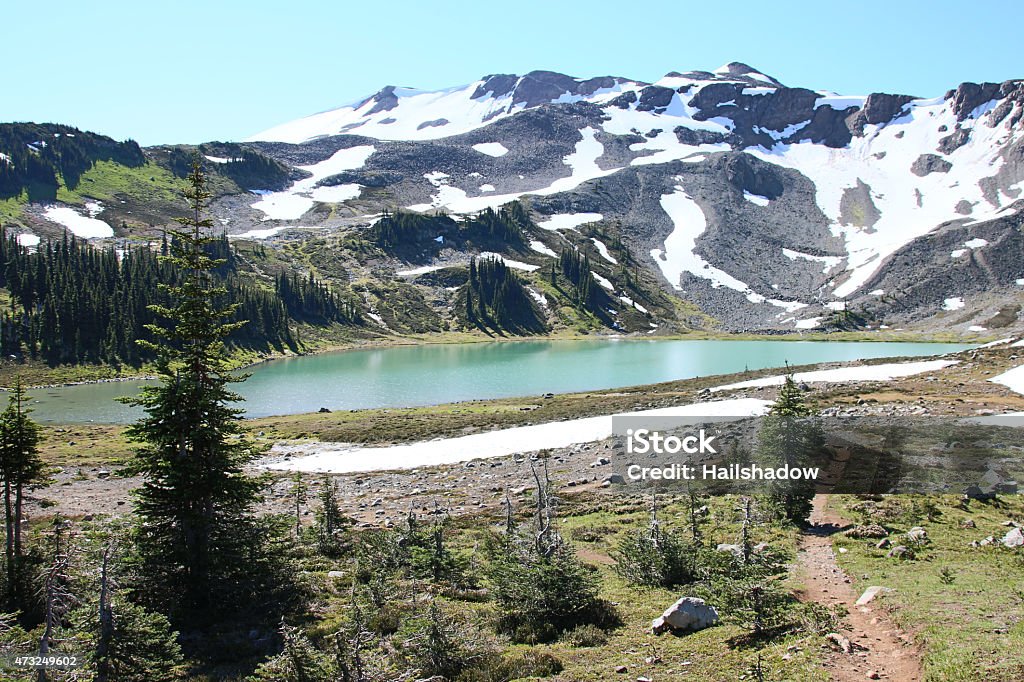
[651,597,719,634]
[855,586,892,606]
[1002,527,1024,548]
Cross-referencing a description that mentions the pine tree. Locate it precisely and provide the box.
[759,375,823,524]
[0,376,45,612]
[121,160,272,619]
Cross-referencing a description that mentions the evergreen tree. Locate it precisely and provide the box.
[0,377,44,612]
[758,375,824,525]
[121,161,279,620]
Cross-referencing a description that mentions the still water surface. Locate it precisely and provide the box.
[26,339,971,423]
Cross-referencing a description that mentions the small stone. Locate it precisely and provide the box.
[826,632,852,653]
[866,671,881,680]
[614,666,628,674]
[856,586,893,606]
[887,545,911,559]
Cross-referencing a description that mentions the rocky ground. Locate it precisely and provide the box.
[29,342,1024,525]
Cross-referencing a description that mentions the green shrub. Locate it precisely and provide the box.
[612,522,704,588]
[457,650,564,681]
[562,623,610,647]
[487,540,615,643]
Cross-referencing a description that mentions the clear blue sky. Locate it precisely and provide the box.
[3,0,1021,146]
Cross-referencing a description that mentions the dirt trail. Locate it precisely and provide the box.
[797,495,922,681]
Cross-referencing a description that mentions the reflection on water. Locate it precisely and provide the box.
[25,339,972,424]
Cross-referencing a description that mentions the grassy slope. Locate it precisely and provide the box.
[832,495,1024,682]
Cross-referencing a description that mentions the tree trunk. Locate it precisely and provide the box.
[14,482,23,564]
[3,481,14,610]
[95,545,114,682]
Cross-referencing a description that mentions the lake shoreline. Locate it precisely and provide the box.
[3,326,985,391]
[25,339,974,424]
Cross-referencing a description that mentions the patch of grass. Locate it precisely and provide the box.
[832,494,1024,681]
[39,423,134,467]
[56,160,186,206]
[542,495,827,681]
[0,194,26,225]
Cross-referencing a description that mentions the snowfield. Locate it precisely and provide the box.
[43,204,113,238]
[537,213,603,231]
[265,398,773,474]
[250,145,375,220]
[710,359,958,392]
[652,185,765,304]
[989,365,1024,395]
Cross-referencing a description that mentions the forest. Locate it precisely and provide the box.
[0,228,359,367]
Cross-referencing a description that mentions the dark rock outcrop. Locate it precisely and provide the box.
[365,86,401,115]
[847,93,915,134]
[946,82,1002,121]
[911,154,953,176]
[636,86,676,112]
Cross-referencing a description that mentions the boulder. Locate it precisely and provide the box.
[876,538,891,550]
[651,597,719,634]
[603,473,625,485]
[887,545,911,559]
[1002,527,1024,548]
[906,527,928,542]
[845,524,888,539]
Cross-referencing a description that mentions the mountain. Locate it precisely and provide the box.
[4,63,1024,337]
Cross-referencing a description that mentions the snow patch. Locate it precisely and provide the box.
[990,365,1024,395]
[16,233,40,247]
[309,184,361,203]
[712,359,958,392]
[591,271,615,291]
[943,297,965,311]
[782,248,843,274]
[590,238,617,264]
[396,264,447,276]
[232,225,326,240]
[265,398,773,473]
[651,185,762,300]
[794,317,822,329]
[472,142,509,157]
[250,145,374,220]
[619,295,649,314]
[43,205,113,239]
[537,213,603,231]
[978,337,1015,349]
[743,190,770,206]
[527,288,548,308]
[479,252,540,271]
[529,240,557,257]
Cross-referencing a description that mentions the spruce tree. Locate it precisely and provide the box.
[758,375,823,524]
[0,376,44,612]
[122,161,270,618]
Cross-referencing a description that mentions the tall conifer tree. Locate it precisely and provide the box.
[122,161,267,618]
